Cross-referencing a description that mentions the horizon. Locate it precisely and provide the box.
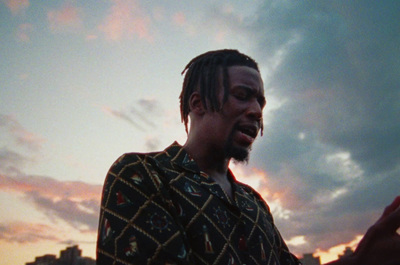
[24,243,353,264]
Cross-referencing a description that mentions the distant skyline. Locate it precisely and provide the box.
[26,245,94,265]
[1,1,399,264]
[26,244,353,265]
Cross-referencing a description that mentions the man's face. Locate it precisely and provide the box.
[202,65,265,162]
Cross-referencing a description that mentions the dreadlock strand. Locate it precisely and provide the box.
[208,55,220,111]
[222,56,230,107]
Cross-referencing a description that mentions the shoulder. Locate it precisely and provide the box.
[100,149,172,210]
[105,142,182,190]
[106,151,167,186]
[234,179,272,213]
[109,142,181,174]
[109,151,159,170]
[106,151,155,179]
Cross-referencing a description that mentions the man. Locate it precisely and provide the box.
[97,49,400,265]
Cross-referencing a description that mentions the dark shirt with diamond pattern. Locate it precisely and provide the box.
[97,142,301,265]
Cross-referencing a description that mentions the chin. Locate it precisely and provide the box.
[228,145,250,164]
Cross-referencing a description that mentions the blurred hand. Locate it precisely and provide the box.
[353,196,400,265]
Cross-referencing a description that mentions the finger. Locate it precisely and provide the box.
[380,196,400,220]
[380,199,400,233]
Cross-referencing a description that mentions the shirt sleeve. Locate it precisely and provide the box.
[96,154,191,265]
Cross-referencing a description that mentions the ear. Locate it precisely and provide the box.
[189,92,206,115]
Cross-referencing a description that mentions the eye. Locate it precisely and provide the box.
[233,89,249,101]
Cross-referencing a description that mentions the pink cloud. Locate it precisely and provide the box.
[16,23,33,42]
[170,11,195,36]
[0,222,59,243]
[47,4,83,33]
[0,174,102,231]
[172,12,186,26]
[2,0,29,15]
[99,0,153,42]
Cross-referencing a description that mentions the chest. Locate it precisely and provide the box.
[166,173,282,264]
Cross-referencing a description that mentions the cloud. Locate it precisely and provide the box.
[144,135,161,151]
[138,98,158,113]
[0,222,59,243]
[172,12,186,26]
[314,236,362,264]
[101,98,161,130]
[0,114,45,151]
[168,4,247,40]
[47,4,83,33]
[243,0,400,254]
[202,4,249,44]
[0,174,102,231]
[26,190,99,231]
[0,148,28,175]
[101,105,145,130]
[85,34,98,41]
[2,0,29,15]
[99,0,153,42]
[16,23,34,42]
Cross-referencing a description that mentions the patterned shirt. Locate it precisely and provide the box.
[97,142,301,265]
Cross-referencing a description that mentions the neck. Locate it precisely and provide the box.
[183,137,235,200]
[183,138,230,181]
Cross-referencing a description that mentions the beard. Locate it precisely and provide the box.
[224,126,251,163]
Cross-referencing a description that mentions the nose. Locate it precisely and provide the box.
[246,99,263,122]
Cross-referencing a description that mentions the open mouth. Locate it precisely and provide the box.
[237,124,258,140]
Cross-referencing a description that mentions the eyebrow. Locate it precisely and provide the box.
[235,85,266,108]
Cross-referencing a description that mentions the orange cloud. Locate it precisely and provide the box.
[0,174,101,201]
[99,0,153,42]
[314,236,362,264]
[232,165,295,220]
[47,4,83,33]
[86,34,98,41]
[2,0,29,15]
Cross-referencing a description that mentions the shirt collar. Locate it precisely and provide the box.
[161,141,201,174]
[164,141,242,182]
[162,142,257,205]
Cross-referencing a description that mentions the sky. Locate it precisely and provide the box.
[1,0,399,264]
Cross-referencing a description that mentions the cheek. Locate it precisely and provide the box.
[220,107,244,125]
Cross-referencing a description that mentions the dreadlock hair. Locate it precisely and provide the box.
[180,49,260,134]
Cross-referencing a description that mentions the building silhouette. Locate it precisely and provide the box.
[299,253,321,265]
[338,246,355,259]
[26,245,354,265]
[26,245,95,265]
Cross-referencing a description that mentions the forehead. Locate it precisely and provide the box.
[227,65,264,94]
